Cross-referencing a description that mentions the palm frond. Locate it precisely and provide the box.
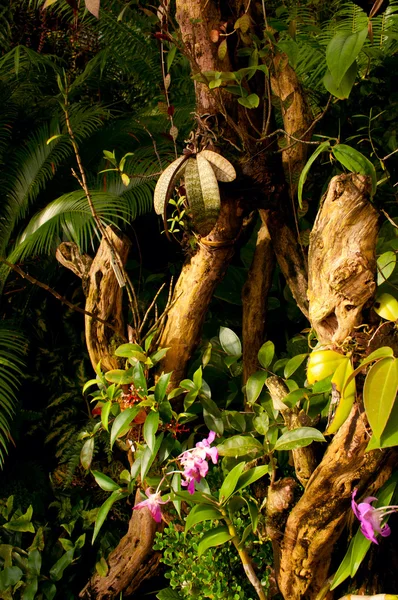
[0,325,27,468]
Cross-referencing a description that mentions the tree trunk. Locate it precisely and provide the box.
[80,492,162,599]
[242,209,274,383]
[275,174,389,600]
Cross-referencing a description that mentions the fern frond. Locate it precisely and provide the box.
[0,325,27,468]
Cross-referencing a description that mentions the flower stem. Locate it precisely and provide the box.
[222,513,266,600]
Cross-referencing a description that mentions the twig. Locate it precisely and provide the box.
[139,282,166,334]
[1,258,123,336]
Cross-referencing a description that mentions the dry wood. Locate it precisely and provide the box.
[84,226,131,371]
[80,491,162,599]
[159,198,243,386]
[277,405,390,600]
[242,209,274,383]
[308,174,379,345]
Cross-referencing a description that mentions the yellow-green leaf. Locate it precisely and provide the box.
[374,293,398,321]
[325,358,356,435]
[307,349,346,385]
[364,357,398,438]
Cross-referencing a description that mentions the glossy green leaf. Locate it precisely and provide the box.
[133,362,147,396]
[92,490,127,543]
[217,435,264,458]
[143,411,159,452]
[283,388,307,409]
[171,472,181,517]
[166,45,177,72]
[332,144,377,195]
[274,427,325,451]
[284,353,308,379]
[185,503,223,534]
[238,93,260,109]
[326,28,368,87]
[258,341,275,369]
[114,343,145,357]
[197,526,233,557]
[323,60,357,100]
[149,347,170,365]
[159,400,173,423]
[298,141,331,208]
[364,357,398,438]
[252,407,269,435]
[110,406,140,449]
[234,465,269,494]
[366,395,398,450]
[22,577,38,600]
[325,358,356,435]
[3,505,34,533]
[219,327,242,357]
[374,293,398,321]
[101,400,112,432]
[91,470,120,492]
[104,368,134,385]
[219,462,246,503]
[171,490,218,505]
[246,497,259,533]
[330,535,355,590]
[246,371,268,405]
[141,432,164,481]
[155,373,172,404]
[41,582,57,600]
[201,397,224,435]
[193,366,203,390]
[377,251,396,285]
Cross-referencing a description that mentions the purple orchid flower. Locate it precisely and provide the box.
[352,489,398,544]
[179,431,218,494]
[132,487,168,523]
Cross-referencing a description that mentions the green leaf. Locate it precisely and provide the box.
[101,400,112,432]
[234,465,269,494]
[150,347,170,365]
[284,353,308,379]
[133,362,147,396]
[80,437,94,470]
[217,435,264,458]
[323,60,357,100]
[0,566,23,591]
[364,357,398,438]
[156,587,182,600]
[95,557,108,577]
[141,432,164,481]
[110,406,140,449]
[330,535,355,590]
[237,93,260,109]
[159,400,173,423]
[258,341,275,369]
[374,293,398,321]
[326,28,368,87]
[4,506,34,533]
[171,472,181,517]
[167,45,177,72]
[246,497,259,533]
[27,549,41,577]
[283,388,307,409]
[197,526,233,557]
[201,397,224,435]
[252,406,269,435]
[185,504,223,534]
[91,471,120,492]
[219,462,246,504]
[105,368,134,385]
[41,582,57,600]
[114,343,144,357]
[332,144,377,196]
[49,549,74,582]
[377,251,396,285]
[171,490,218,505]
[219,327,242,357]
[274,427,325,451]
[155,372,172,404]
[92,491,127,543]
[366,395,398,450]
[325,358,356,435]
[193,366,203,390]
[246,371,268,405]
[143,411,159,452]
[298,141,331,208]
[22,577,38,600]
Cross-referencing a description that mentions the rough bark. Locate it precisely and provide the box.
[308,174,379,345]
[242,209,274,383]
[270,54,314,199]
[275,175,385,600]
[80,491,161,599]
[277,406,391,600]
[266,208,309,318]
[159,198,243,385]
[55,242,93,295]
[84,226,131,372]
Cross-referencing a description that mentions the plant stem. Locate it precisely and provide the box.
[222,512,266,600]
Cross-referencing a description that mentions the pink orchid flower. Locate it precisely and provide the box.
[133,487,168,523]
[352,489,398,544]
[179,430,218,494]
